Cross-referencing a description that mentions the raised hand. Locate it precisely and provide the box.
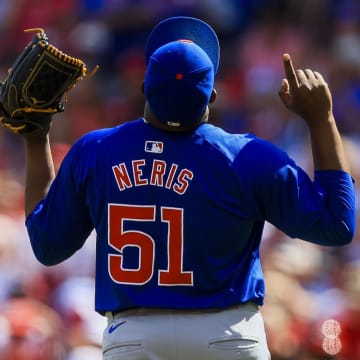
[278,53,333,128]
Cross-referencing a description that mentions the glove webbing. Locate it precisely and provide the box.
[8,28,98,117]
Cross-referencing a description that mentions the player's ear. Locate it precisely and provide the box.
[209,89,217,103]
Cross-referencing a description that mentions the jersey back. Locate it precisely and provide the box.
[28,119,280,313]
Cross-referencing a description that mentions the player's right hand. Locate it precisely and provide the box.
[278,53,333,128]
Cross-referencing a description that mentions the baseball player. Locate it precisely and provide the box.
[18,17,354,360]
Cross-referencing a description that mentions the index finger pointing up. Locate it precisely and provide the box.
[283,53,299,88]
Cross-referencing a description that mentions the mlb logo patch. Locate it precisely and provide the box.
[145,141,164,153]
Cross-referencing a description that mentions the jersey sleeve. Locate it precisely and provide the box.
[25,136,95,266]
[235,137,355,246]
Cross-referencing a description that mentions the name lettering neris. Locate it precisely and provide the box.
[112,159,193,195]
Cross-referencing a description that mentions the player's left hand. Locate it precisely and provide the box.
[0,28,97,135]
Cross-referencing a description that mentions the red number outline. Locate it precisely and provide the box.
[108,204,193,286]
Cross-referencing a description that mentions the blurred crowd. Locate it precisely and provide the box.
[1,0,360,359]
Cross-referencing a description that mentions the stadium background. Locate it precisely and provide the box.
[0,0,360,359]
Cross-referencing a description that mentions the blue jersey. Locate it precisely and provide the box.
[26,118,355,314]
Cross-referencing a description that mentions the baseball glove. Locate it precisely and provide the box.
[0,28,97,134]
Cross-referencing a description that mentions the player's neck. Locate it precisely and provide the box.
[143,103,208,133]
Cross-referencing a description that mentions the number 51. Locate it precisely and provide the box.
[108,204,194,286]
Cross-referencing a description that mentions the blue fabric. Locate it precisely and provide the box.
[26,119,355,314]
[144,41,214,125]
[143,16,219,127]
[145,16,220,73]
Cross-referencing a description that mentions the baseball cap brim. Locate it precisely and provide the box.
[145,16,220,74]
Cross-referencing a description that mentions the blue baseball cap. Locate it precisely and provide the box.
[144,17,220,127]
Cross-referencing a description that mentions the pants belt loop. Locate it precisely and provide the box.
[105,311,114,320]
